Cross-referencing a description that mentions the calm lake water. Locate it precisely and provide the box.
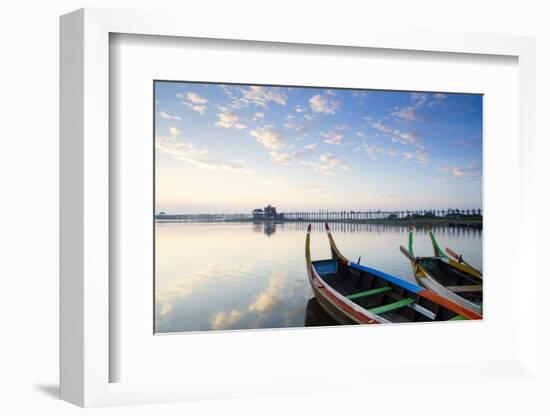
[155,222,482,333]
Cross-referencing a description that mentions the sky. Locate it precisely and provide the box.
[155,82,482,214]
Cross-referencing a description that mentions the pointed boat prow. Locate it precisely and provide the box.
[400,245,416,263]
[446,247,460,260]
[324,223,348,263]
[305,224,312,272]
[428,229,449,258]
[445,247,482,278]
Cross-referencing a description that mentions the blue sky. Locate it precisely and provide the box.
[155,82,482,214]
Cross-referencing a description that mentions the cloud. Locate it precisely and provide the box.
[185,92,208,104]
[250,126,284,149]
[428,93,448,107]
[253,112,265,121]
[159,111,182,121]
[156,135,253,174]
[369,120,394,134]
[218,86,287,111]
[393,92,447,120]
[177,92,209,113]
[366,119,422,147]
[392,107,421,121]
[321,130,344,145]
[414,150,429,164]
[355,142,428,164]
[355,143,389,160]
[269,144,317,164]
[169,127,181,136]
[301,153,351,176]
[283,119,308,134]
[185,104,207,114]
[452,132,481,149]
[215,112,247,130]
[309,93,340,114]
[392,92,427,122]
[219,84,236,98]
[241,86,287,107]
[392,130,419,145]
[411,92,428,107]
[269,151,295,164]
[352,91,369,98]
[439,163,481,180]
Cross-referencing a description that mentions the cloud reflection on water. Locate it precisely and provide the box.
[156,263,252,328]
[209,270,288,330]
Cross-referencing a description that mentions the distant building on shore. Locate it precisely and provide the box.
[252,204,284,220]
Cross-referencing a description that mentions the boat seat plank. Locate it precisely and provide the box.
[385,292,436,320]
[368,298,415,315]
[346,286,392,300]
[378,312,411,323]
[408,303,437,320]
[447,285,482,293]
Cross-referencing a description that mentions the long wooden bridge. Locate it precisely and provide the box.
[156,209,482,223]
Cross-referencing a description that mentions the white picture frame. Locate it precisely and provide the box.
[60,7,538,408]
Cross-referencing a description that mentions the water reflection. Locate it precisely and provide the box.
[252,221,281,236]
[304,297,339,327]
[252,221,483,238]
[155,222,482,333]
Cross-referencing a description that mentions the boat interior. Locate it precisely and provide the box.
[420,258,483,304]
[312,259,461,323]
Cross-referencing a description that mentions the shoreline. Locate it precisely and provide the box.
[155,218,483,228]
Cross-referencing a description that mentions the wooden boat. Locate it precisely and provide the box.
[427,228,482,279]
[399,229,483,315]
[305,223,482,324]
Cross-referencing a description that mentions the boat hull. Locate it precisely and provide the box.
[309,280,357,325]
[306,259,381,324]
[413,266,482,315]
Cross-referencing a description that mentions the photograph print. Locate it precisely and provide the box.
[154,81,483,333]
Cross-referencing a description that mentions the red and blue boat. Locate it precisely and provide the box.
[305,223,482,324]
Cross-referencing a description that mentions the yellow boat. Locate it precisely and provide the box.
[399,228,482,316]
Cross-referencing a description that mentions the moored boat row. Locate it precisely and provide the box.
[305,223,482,325]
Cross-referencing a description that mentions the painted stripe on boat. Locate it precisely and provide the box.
[348,262,422,294]
[419,289,482,320]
